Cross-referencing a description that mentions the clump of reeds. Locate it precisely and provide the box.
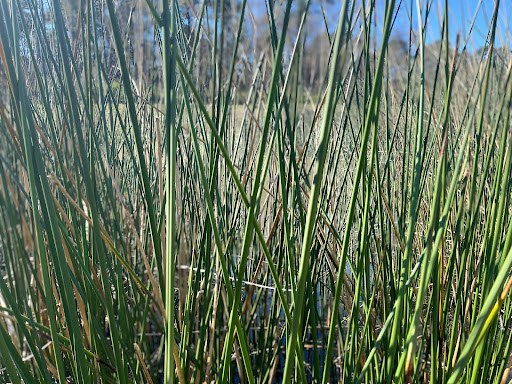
[1,0,512,383]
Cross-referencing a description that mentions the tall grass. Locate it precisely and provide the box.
[1,0,512,382]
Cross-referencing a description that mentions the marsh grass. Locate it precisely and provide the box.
[1,0,512,383]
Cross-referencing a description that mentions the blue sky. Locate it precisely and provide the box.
[246,0,511,52]
[393,0,512,51]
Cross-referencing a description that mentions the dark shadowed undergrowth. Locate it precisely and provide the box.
[1,0,512,383]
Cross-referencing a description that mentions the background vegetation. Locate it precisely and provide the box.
[1,0,512,383]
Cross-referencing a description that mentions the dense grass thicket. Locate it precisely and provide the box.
[2,0,512,382]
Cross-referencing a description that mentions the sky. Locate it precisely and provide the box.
[245,0,512,52]
[392,0,512,51]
